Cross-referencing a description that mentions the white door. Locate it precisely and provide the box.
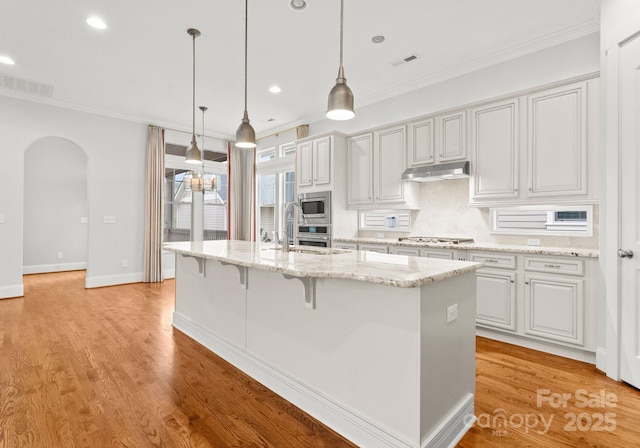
[620,33,640,388]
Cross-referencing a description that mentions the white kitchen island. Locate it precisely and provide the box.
[164,240,481,448]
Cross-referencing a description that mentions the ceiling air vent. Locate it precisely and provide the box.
[0,73,54,98]
[391,54,418,67]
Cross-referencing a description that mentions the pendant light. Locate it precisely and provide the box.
[235,0,256,148]
[326,0,354,120]
[185,28,203,164]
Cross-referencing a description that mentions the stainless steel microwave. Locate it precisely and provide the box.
[298,191,331,224]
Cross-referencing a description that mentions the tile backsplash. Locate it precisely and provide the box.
[358,178,599,249]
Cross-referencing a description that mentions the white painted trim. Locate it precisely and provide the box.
[596,346,607,373]
[23,262,87,275]
[173,312,418,448]
[0,283,24,299]
[85,272,143,288]
[476,328,596,364]
[421,394,475,448]
[163,268,175,279]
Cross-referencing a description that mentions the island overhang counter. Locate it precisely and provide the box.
[164,240,482,448]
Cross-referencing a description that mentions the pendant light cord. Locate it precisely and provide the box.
[244,0,248,113]
[339,0,344,69]
[192,32,196,137]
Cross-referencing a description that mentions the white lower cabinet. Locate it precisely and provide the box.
[420,248,454,259]
[390,246,420,256]
[471,251,595,360]
[476,269,517,331]
[524,273,584,346]
[358,243,389,254]
[333,242,358,250]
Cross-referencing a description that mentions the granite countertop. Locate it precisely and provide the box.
[332,237,599,258]
[164,240,481,288]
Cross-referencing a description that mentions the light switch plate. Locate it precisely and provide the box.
[103,215,116,224]
[81,217,88,224]
[527,238,541,246]
[447,304,458,323]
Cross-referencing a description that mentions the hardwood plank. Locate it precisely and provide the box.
[2,271,640,447]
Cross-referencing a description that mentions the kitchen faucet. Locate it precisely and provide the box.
[281,201,301,253]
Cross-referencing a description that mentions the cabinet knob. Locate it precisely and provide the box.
[514,188,518,192]
[529,187,532,192]
[525,281,530,285]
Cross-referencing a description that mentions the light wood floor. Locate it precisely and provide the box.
[0,271,638,447]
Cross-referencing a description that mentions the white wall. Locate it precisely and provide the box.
[308,33,600,137]
[0,95,147,297]
[23,137,88,273]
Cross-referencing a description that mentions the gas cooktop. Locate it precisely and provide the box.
[397,236,475,244]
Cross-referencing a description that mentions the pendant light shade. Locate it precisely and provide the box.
[235,0,256,148]
[327,0,354,120]
[186,28,202,164]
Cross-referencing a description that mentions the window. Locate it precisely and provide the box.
[491,205,593,237]
[256,140,296,244]
[164,153,228,242]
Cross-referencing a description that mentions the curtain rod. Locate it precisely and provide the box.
[256,124,306,141]
[154,125,231,142]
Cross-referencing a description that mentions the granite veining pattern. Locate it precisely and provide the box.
[164,240,481,288]
[333,237,599,258]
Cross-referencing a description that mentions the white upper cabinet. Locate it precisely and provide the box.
[348,125,418,209]
[347,133,374,206]
[297,134,344,192]
[407,110,467,167]
[407,117,435,166]
[469,76,598,207]
[526,81,588,198]
[439,110,467,162]
[470,97,520,201]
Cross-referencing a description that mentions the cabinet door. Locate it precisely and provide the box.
[524,274,584,346]
[313,136,332,186]
[296,140,313,187]
[375,125,407,204]
[476,269,517,331]
[347,134,374,206]
[471,98,519,199]
[358,244,389,254]
[439,110,467,162]
[407,118,435,167]
[420,249,454,259]
[527,82,587,197]
[390,246,421,256]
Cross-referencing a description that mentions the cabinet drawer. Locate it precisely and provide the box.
[469,252,516,269]
[390,246,421,256]
[358,244,389,254]
[420,249,454,260]
[524,257,584,276]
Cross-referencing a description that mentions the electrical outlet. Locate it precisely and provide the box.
[57,252,63,259]
[103,215,116,224]
[80,217,88,224]
[446,304,458,323]
[121,259,128,268]
[377,233,385,238]
[0,214,4,224]
[527,238,541,246]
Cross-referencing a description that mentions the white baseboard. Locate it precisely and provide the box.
[85,272,143,288]
[23,262,87,275]
[173,312,425,448]
[0,283,24,299]
[476,328,596,364]
[422,394,475,448]
[596,346,607,372]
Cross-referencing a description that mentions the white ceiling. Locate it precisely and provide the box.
[0,0,600,141]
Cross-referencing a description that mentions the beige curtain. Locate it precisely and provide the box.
[228,142,256,241]
[143,125,165,282]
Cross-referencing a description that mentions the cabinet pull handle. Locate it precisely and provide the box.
[485,259,499,263]
[510,280,515,283]
[543,264,561,269]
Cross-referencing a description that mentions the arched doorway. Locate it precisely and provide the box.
[23,137,88,275]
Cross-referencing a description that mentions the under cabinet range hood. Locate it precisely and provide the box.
[401,161,470,182]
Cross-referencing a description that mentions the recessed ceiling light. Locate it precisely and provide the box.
[289,0,307,11]
[269,85,281,94]
[371,35,385,44]
[0,55,15,65]
[86,16,107,30]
